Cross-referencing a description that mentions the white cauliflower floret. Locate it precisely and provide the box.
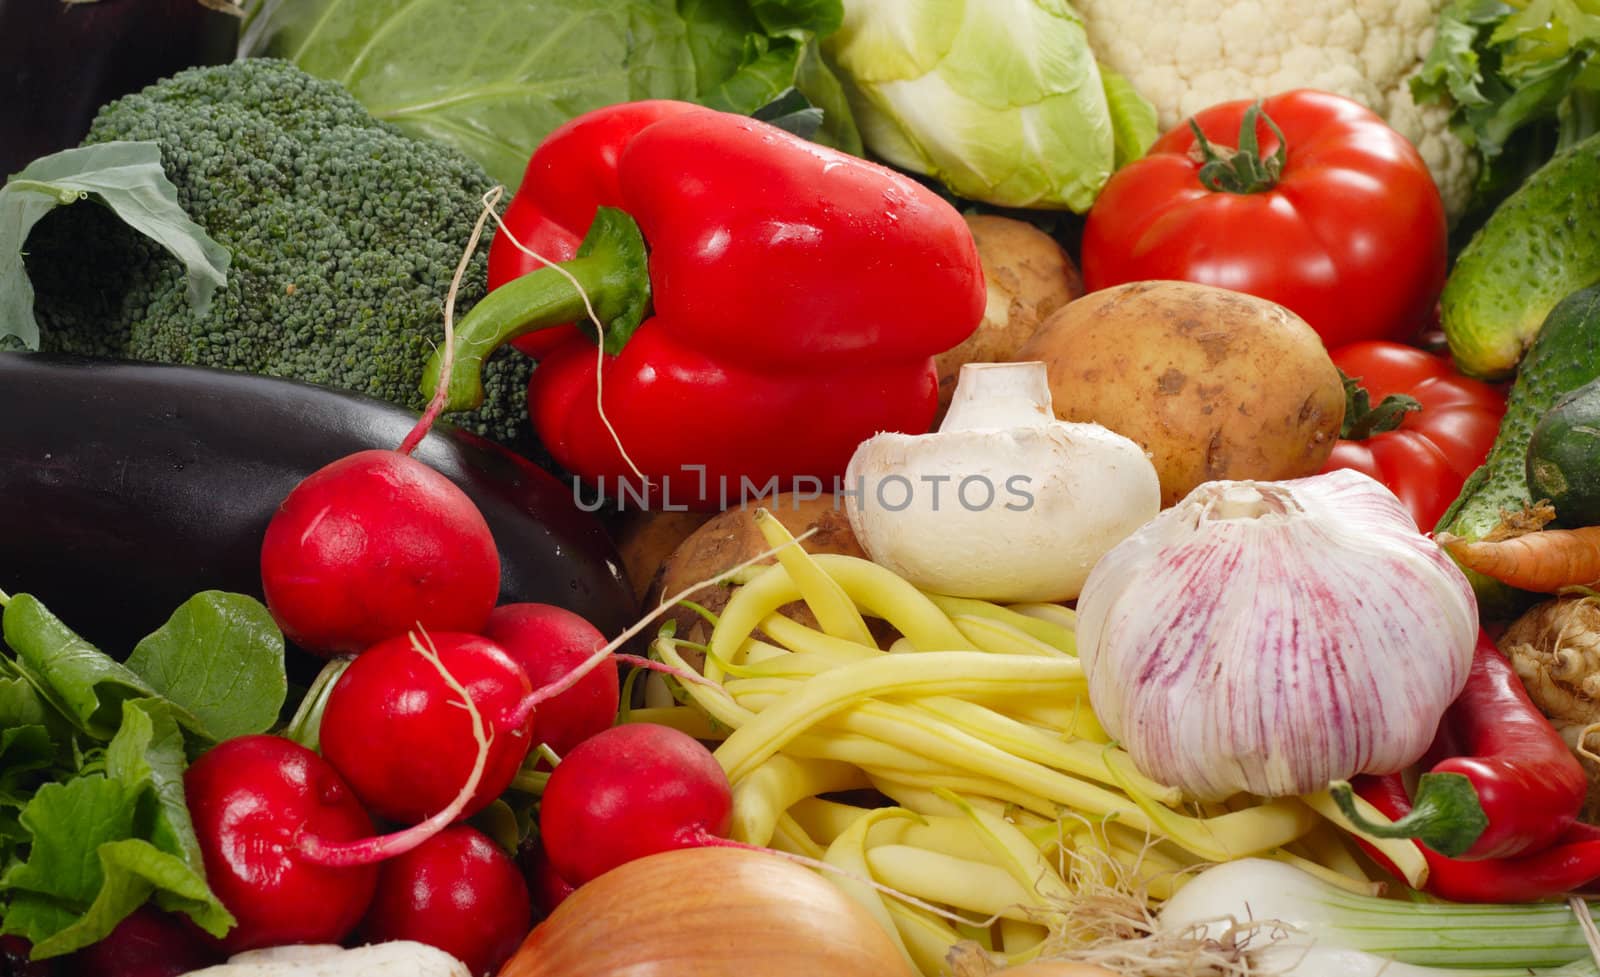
[1076,0,1476,216]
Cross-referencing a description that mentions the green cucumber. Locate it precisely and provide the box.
[1527,375,1600,528]
[1437,284,1600,618]
[1440,130,1600,380]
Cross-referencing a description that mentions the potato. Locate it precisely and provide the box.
[614,510,714,603]
[935,215,1083,415]
[1017,280,1345,507]
[649,493,867,647]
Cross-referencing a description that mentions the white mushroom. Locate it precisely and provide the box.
[843,361,1160,602]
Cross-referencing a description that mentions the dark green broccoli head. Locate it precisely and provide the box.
[25,57,536,447]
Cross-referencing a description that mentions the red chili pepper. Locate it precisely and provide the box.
[1333,630,1586,860]
[1353,773,1600,903]
[428,100,985,510]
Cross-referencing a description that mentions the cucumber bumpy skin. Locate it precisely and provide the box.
[1440,130,1600,380]
[1437,285,1600,618]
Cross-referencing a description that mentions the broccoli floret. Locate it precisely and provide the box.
[23,58,535,447]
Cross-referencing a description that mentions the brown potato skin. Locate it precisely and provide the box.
[1017,280,1345,507]
[935,215,1083,415]
[649,493,868,649]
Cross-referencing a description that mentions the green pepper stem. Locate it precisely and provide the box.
[1329,773,1489,858]
[420,206,651,412]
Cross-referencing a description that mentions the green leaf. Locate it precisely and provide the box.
[105,700,202,872]
[0,594,167,741]
[0,141,229,350]
[1,776,141,905]
[247,0,851,191]
[1101,68,1159,169]
[125,592,286,743]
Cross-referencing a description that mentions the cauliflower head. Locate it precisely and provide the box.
[1075,0,1475,216]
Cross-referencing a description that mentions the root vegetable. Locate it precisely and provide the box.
[258,449,500,656]
[649,493,868,646]
[1439,523,1600,593]
[615,510,714,602]
[482,603,618,759]
[317,632,534,824]
[61,906,222,977]
[1501,596,1600,819]
[359,826,531,977]
[934,215,1082,414]
[845,361,1160,602]
[183,736,379,953]
[497,847,915,977]
[1018,280,1345,507]
[537,722,732,886]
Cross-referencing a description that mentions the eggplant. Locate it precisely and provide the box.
[0,353,637,668]
[0,0,239,178]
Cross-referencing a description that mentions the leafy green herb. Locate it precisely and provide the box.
[1414,0,1600,204]
[242,0,854,190]
[0,141,229,349]
[126,592,287,743]
[0,588,282,958]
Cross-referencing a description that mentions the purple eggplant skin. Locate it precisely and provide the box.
[0,0,239,179]
[0,353,638,668]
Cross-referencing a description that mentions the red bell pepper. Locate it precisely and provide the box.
[1353,773,1600,903]
[428,100,985,510]
[1333,630,1587,862]
[1319,342,1506,532]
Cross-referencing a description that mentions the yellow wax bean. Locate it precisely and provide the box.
[872,772,1059,819]
[704,564,807,681]
[866,844,1040,921]
[754,509,877,647]
[713,651,1085,782]
[809,554,975,649]
[884,900,967,977]
[869,782,1015,819]
[908,696,1181,804]
[757,613,881,662]
[621,705,724,740]
[823,807,922,969]
[952,614,1073,658]
[1302,787,1429,890]
[770,812,827,860]
[925,594,1078,653]
[788,796,873,846]
[1267,847,1384,896]
[729,754,869,846]
[868,815,1010,865]
[998,918,1049,956]
[652,636,751,730]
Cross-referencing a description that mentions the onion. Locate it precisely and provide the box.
[993,964,1123,977]
[497,846,915,977]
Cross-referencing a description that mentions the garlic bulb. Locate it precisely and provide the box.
[1077,469,1477,801]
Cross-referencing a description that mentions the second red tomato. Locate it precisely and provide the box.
[1081,90,1447,350]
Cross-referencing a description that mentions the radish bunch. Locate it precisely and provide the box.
[178,424,745,974]
[171,431,629,975]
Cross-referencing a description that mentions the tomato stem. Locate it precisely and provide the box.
[1189,101,1287,194]
[1339,370,1423,440]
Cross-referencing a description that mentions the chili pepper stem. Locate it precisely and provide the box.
[419,206,651,414]
[1329,772,1489,857]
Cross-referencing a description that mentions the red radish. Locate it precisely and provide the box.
[318,631,533,824]
[61,907,222,977]
[359,825,531,977]
[482,603,617,758]
[538,723,733,886]
[516,835,576,920]
[183,735,378,953]
[259,448,500,656]
[1,936,52,977]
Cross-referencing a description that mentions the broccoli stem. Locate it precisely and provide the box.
[423,206,651,412]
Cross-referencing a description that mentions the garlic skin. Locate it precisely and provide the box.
[845,361,1160,603]
[1077,469,1478,801]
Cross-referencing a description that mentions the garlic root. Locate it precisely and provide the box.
[1501,595,1600,820]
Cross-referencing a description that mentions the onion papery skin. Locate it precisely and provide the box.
[1076,469,1477,801]
[497,846,915,977]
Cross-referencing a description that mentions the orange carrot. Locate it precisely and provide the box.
[1439,526,1600,593]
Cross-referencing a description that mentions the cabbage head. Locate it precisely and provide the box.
[822,0,1157,211]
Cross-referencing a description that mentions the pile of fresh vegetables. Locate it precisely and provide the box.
[8,1,1600,976]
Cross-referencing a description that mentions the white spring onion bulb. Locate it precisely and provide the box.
[1076,469,1477,801]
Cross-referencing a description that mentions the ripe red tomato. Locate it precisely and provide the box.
[1081,90,1447,350]
[1320,341,1506,531]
